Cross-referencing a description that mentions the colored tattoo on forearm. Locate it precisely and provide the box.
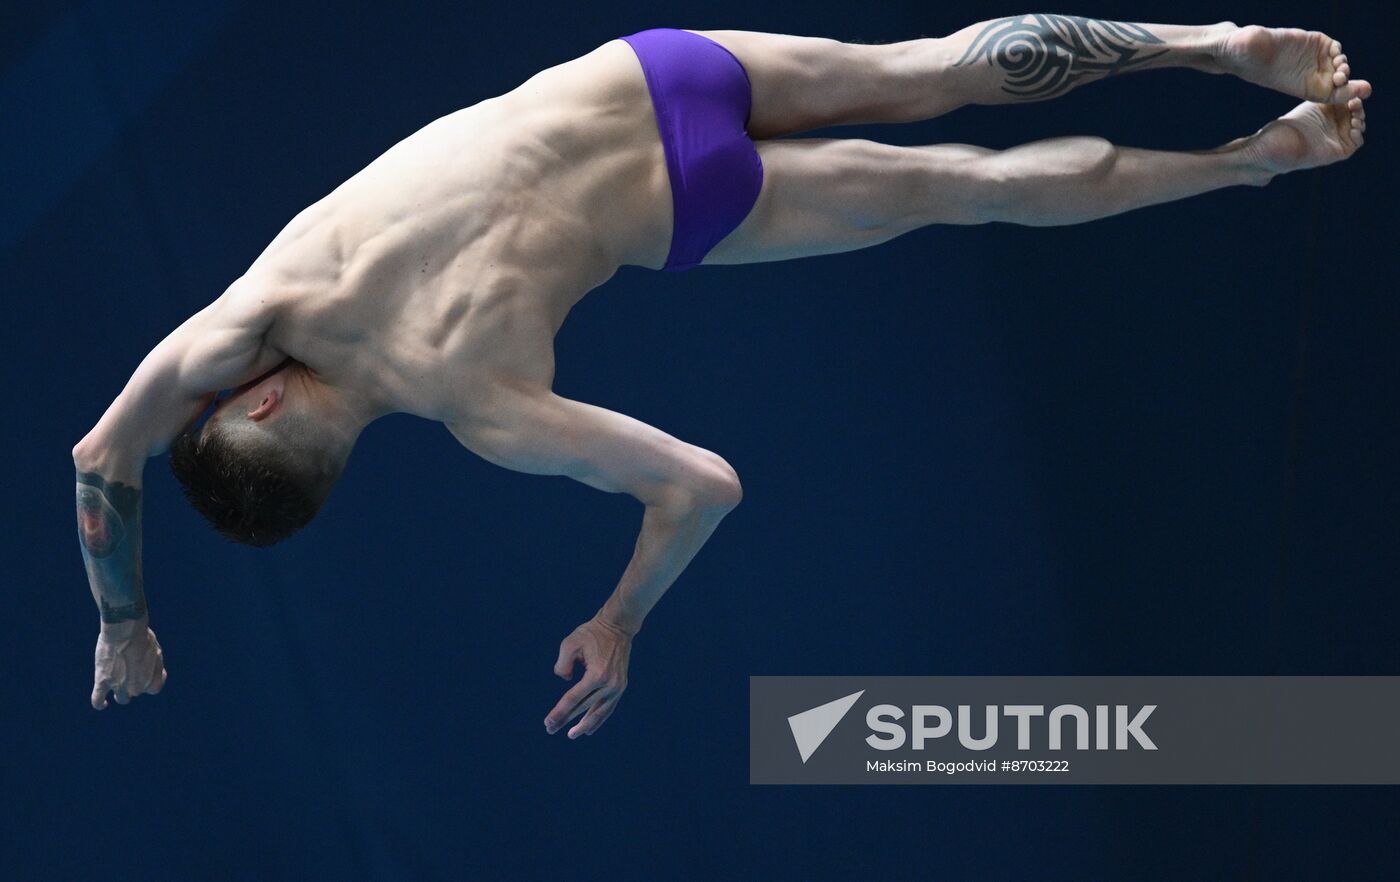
[75,470,147,623]
[954,15,1167,100]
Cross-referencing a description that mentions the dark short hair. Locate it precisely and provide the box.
[169,427,329,546]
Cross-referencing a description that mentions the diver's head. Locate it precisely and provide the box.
[169,361,360,546]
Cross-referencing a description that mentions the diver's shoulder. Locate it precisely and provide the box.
[205,269,309,333]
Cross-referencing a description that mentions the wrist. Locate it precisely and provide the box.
[593,603,641,638]
[100,615,149,641]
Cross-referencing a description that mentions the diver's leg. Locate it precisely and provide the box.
[702,99,1365,265]
[926,17,1228,105]
[923,16,1370,107]
[693,21,1369,138]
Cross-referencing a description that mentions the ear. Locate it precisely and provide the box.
[247,388,281,421]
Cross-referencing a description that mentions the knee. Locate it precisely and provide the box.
[981,136,1118,222]
[880,38,962,117]
[1074,136,1119,180]
[1016,136,1118,182]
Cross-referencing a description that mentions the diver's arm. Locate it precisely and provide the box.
[72,284,280,708]
[455,391,743,631]
[451,391,742,737]
[73,360,204,709]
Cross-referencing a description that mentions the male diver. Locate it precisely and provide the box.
[74,21,1370,737]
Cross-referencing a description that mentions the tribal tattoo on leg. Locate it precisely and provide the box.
[954,14,1167,100]
[76,470,147,623]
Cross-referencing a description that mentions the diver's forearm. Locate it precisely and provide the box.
[595,496,735,635]
[75,469,149,638]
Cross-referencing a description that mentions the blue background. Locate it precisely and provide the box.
[5,0,1397,877]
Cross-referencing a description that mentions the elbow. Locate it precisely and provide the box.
[698,472,743,513]
[684,452,743,513]
[72,437,95,470]
[72,434,123,477]
[645,448,743,514]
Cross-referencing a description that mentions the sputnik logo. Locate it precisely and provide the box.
[786,690,865,763]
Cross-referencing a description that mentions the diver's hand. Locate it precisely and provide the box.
[92,619,167,710]
[545,617,632,738]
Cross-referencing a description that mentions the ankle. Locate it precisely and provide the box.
[1217,135,1275,186]
[1196,21,1241,74]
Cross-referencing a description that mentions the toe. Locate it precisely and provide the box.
[1343,83,1372,104]
[1331,39,1342,56]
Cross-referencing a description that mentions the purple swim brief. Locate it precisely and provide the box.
[620,28,765,271]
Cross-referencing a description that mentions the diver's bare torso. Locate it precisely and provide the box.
[227,38,670,423]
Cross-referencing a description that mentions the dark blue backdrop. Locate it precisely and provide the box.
[5,0,1397,878]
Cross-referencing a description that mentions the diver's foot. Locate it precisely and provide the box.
[1218,25,1372,104]
[1245,98,1366,179]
